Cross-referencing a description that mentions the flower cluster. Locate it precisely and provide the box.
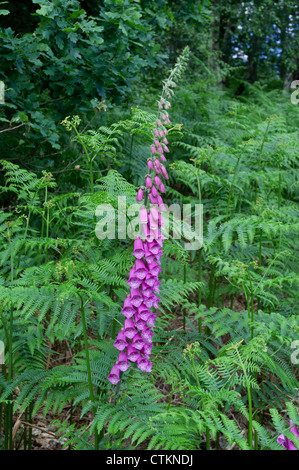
[108,48,189,385]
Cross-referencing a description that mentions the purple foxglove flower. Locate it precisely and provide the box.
[121,297,136,318]
[147,313,156,327]
[154,175,162,186]
[155,159,162,169]
[144,246,155,264]
[135,316,147,331]
[163,145,169,153]
[132,237,145,259]
[151,144,156,154]
[157,195,166,212]
[164,128,168,135]
[163,137,168,144]
[137,356,151,371]
[141,282,153,298]
[155,167,162,174]
[148,261,162,276]
[147,159,154,170]
[153,282,160,294]
[151,185,159,198]
[159,130,164,137]
[124,318,137,339]
[149,192,158,204]
[152,294,161,309]
[142,224,155,242]
[149,213,158,232]
[114,330,128,351]
[130,288,143,307]
[137,307,151,322]
[127,344,140,362]
[132,332,145,350]
[150,205,159,222]
[145,175,152,188]
[154,139,160,147]
[144,274,157,288]
[161,166,169,179]
[148,241,160,255]
[158,146,164,154]
[135,259,147,279]
[139,206,148,225]
[143,297,154,309]
[160,154,167,162]
[159,183,166,193]
[108,365,121,384]
[157,119,162,127]
[142,327,154,342]
[154,129,159,137]
[127,270,142,288]
[117,351,130,372]
[136,188,144,202]
[142,340,153,353]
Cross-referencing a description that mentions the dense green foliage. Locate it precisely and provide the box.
[0,0,298,451]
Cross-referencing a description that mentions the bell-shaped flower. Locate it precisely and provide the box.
[132,332,145,350]
[127,344,140,362]
[121,296,135,318]
[124,318,137,339]
[136,188,144,202]
[108,365,121,384]
[145,175,152,188]
[113,330,128,351]
[130,287,143,307]
[132,237,145,259]
[117,351,130,372]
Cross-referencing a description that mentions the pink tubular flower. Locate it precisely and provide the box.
[139,206,148,225]
[147,159,154,170]
[124,318,136,339]
[108,365,121,384]
[161,166,169,179]
[121,297,135,318]
[107,48,189,384]
[132,237,145,259]
[113,330,128,351]
[136,188,144,202]
[117,351,130,372]
[145,175,152,188]
[127,344,140,362]
[159,183,166,194]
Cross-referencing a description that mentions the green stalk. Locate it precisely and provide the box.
[79,298,99,450]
